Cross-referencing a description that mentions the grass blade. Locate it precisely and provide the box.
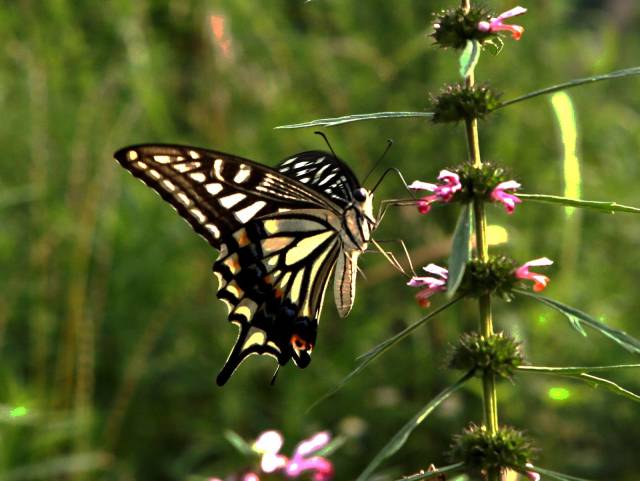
[275,112,434,129]
[496,66,640,110]
[447,204,472,297]
[224,430,254,456]
[518,193,640,214]
[518,366,640,403]
[527,465,594,481]
[308,298,462,411]
[515,289,640,354]
[355,371,473,481]
[395,462,465,481]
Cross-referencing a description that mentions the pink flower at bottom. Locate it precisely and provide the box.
[491,180,522,214]
[253,431,288,473]
[407,264,449,308]
[515,258,553,292]
[525,463,541,481]
[478,6,527,40]
[285,432,333,481]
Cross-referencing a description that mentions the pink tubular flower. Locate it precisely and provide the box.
[491,180,522,214]
[285,432,333,481]
[407,264,449,308]
[478,6,527,40]
[409,170,462,215]
[515,258,553,292]
[242,473,260,481]
[525,463,541,481]
[253,431,288,473]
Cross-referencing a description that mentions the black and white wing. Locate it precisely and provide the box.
[114,144,358,385]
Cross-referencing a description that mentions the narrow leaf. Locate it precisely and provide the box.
[308,298,462,411]
[314,435,346,457]
[518,193,640,214]
[496,66,640,110]
[355,371,473,481]
[275,111,434,129]
[515,289,640,354]
[527,465,594,481]
[518,364,640,374]
[395,463,465,481]
[518,366,640,403]
[224,430,254,456]
[459,40,481,79]
[447,204,472,297]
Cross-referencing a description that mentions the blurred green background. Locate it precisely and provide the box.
[2,0,640,479]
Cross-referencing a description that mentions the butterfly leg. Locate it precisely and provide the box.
[370,238,417,277]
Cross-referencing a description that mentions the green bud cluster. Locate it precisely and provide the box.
[431,7,494,49]
[456,162,515,202]
[448,332,523,380]
[449,424,535,480]
[431,83,501,123]
[460,256,520,301]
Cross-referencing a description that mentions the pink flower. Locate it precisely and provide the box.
[242,473,260,481]
[525,463,541,481]
[285,432,333,481]
[478,6,527,40]
[407,264,449,308]
[409,170,462,215]
[515,258,553,292]
[491,180,522,214]
[253,431,288,473]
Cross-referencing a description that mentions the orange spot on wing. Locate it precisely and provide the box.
[210,15,232,57]
[290,334,312,351]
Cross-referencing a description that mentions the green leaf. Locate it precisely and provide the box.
[459,40,481,79]
[308,297,462,411]
[224,430,254,456]
[518,366,640,403]
[314,435,346,457]
[518,363,640,374]
[1,453,111,481]
[518,193,640,214]
[394,462,465,481]
[275,111,434,129]
[515,289,640,354]
[447,204,472,297]
[355,371,473,481]
[496,66,640,110]
[527,465,595,481]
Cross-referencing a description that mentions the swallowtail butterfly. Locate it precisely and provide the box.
[114,144,376,385]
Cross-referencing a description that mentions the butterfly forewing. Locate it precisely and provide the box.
[114,144,372,385]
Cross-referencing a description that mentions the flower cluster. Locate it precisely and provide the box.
[211,431,333,481]
[406,264,448,308]
[431,83,502,123]
[478,7,527,40]
[409,170,462,214]
[448,332,524,380]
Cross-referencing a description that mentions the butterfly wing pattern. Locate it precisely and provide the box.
[114,144,375,385]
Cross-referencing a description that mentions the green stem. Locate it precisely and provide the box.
[462,0,500,465]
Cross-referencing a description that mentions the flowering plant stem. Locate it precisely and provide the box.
[462,0,500,474]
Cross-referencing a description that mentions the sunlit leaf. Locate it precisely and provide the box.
[515,289,640,354]
[496,66,640,110]
[308,298,462,411]
[518,193,640,214]
[459,40,481,79]
[275,112,433,129]
[447,204,472,297]
[355,371,473,481]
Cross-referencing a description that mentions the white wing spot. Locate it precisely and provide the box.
[161,179,176,191]
[189,172,206,183]
[234,201,266,223]
[188,150,201,159]
[219,193,246,209]
[205,182,223,195]
[134,161,148,170]
[173,161,201,173]
[176,192,191,206]
[294,161,309,169]
[154,155,171,164]
[205,223,221,238]
[318,173,336,186]
[233,164,251,184]
[148,169,161,180]
[190,208,206,223]
[213,158,224,180]
[299,177,310,183]
[127,151,139,161]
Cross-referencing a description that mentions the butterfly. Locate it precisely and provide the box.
[114,144,377,385]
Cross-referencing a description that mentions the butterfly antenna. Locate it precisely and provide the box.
[314,131,337,158]
[363,139,393,187]
[270,365,281,386]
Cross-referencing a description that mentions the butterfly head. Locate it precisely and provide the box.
[352,187,377,230]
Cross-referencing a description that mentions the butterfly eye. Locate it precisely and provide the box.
[353,188,367,202]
